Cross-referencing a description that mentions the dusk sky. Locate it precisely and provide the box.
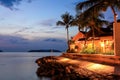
[0,0,119,52]
[0,0,81,52]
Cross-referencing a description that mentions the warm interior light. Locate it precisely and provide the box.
[70,44,75,49]
[101,42,104,47]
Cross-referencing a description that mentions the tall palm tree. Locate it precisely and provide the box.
[76,0,120,55]
[76,0,120,23]
[71,15,90,46]
[56,12,74,52]
[76,10,109,50]
[88,17,109,50]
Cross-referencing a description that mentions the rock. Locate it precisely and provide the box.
[65,66,71,73]
[35,56,120,80]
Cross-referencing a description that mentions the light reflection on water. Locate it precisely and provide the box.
[0,52,62,80]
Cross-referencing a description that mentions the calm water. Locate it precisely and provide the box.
[0,52,62,80]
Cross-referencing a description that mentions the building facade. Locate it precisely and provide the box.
[70,27,113,54]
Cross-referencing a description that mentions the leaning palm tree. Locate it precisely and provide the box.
[77,11,109,50]
[76,0,120,23]
[87,16,109,50]
[72,12,109,50]
[56,12,74,52]
[76,0,120,55]
[71,15,89,46]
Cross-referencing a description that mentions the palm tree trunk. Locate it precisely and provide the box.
[110,6,117,56]
[92,26,95,50]
[84,28,88,47]
[66,27,70,51]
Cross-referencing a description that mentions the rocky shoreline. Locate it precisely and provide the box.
[35,56,120,80]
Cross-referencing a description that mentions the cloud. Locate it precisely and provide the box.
[43,38,65,42]
[0,0,32,10]
[13,27,32,34]
[0,34,67,52]
[39,19,56,27]
[51,26,65,30]
[0,34,28,45]
[44,31,55,33]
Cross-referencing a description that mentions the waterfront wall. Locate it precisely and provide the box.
[62,53,120,65]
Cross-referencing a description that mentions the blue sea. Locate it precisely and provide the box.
[0,52,62,80]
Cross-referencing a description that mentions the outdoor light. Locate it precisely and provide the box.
[88,63,105,70]
[60,58,69,61]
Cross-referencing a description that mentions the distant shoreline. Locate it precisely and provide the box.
[28,49,61,52]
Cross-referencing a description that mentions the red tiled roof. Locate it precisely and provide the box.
[72,32,85,41]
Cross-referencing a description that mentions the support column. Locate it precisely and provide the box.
[114,22,120,56]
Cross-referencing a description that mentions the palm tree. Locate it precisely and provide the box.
[76,10,109,50]
[89,18,109,50]
[76,0,120,55]
[76,0,120,22]
[71,15,89,47]
[56,12,74,52]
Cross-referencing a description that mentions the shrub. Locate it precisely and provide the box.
[66,49,76,53]
[80,45,102,54]
[81,46,95,54]
[102,50,114,55]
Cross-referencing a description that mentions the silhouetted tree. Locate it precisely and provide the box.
[56,12,74,52]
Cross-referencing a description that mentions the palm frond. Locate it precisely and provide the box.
[76,0,100,11]
[56,21,65,26]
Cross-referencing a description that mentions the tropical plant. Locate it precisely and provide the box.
[76,0,120,54]
[56,12,74,52]
[76,11,109,50]
[76,0,120,22]
[88,15,109,50]
[71,15,89,47]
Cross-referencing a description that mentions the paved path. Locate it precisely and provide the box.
[57,57,120,76]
